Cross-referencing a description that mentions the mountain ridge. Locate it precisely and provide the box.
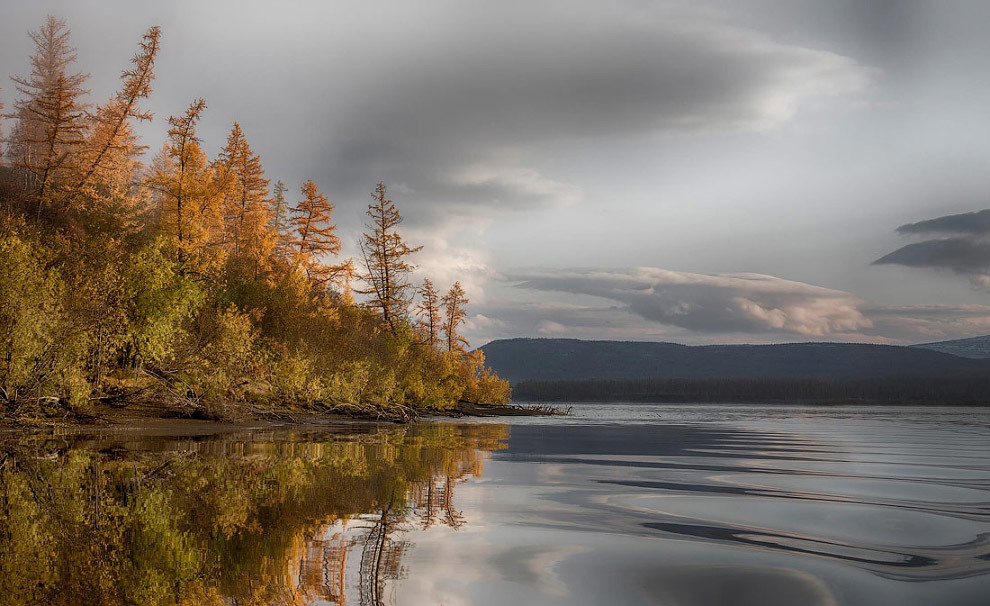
[912,335,990,359]
[479,337,990,384]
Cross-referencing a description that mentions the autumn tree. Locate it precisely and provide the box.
[358,182,422,331]
[416,279,442,349]
[72,26,159,214]
[9,16,89,216]
[442,281,469,352]
[290,179,341,283]
[268,179,292,257]
[215,123,273,273]
[149,99,222,273]
[336,257,358,304]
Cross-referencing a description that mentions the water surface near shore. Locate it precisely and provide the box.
[2,404,989,605]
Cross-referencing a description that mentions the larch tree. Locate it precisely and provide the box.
[72,25,159,220]
[357,181,422,332]
[149,99,221,273]
[269,179,292,258]
[337,258,357,304]
[290,179,341,284]
[416,279,442,349]
[215,122,272,272]
[442,281,469,352]
[10,16,89,217]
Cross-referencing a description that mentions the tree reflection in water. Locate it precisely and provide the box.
[0,423,508,606]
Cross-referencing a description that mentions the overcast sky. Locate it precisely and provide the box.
[4,0,990,345]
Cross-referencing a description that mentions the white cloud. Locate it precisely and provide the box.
[508,268,873,338]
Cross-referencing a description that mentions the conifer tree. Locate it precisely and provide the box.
[73,25,159,209]
[149,99,221,272]
[442,281,469,352]
[269,179,291,257]
[338,257,357,304]
[416,279,442,349]
[215,123,272,271]
[290,179,341,283]
[357,182,423,331]
[10,16,89,216]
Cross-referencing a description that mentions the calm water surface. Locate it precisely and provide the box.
[1,404,989,605]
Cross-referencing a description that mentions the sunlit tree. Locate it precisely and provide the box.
[72,25,159,219]
[149,99,222,273]
[289,178,341,284]
[416,279,442,349]
[215,122,273,274]
[442,281,469,352]
[357,182,422,331]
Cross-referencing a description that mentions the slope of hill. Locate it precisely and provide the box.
[479,338,989,384]
[912,335,990,359]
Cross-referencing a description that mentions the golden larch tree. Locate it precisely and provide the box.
[416,279,442,349]
[290,179,341,284]
[215,122,273,274]
[149,99,223,274]
[357,181,422,331]
[72,25,159,220]
[442,281,469,352]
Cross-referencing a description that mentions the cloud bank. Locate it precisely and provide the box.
[459,268,990,346]
[506,268,872,338]
[875,208,990,287]
[321,2,873,217]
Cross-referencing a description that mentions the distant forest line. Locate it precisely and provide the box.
[514,374,990,406]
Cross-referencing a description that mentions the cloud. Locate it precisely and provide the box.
[875,209,990,287]
[896,208,990,235]
[447,161,582,213]
[463,279,990,346]
[314,1,873,221]
[505,268,872,338]
[312,4,872,306]
[874,238,990,272]
[865,304,990,342]
[870,308,990,344]
[339,3,872,145]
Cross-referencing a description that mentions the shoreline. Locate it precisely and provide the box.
[0,400,562,435]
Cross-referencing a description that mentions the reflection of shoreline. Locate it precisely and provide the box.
[0,423,509,606]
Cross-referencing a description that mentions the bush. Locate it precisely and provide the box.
[0,234,66,406]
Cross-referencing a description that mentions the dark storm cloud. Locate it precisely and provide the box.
[506,268,871,337]
[311,2,872,219]
[896,209,990,235]
[875,209,990,287]
[874,238,990,271]
[0,1,872,243]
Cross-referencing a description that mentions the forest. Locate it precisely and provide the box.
[0,17,510,421]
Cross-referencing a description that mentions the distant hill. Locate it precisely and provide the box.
[479,338,990,384]
[912,335,990,359]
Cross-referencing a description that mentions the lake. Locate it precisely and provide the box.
[1,404,989,605]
